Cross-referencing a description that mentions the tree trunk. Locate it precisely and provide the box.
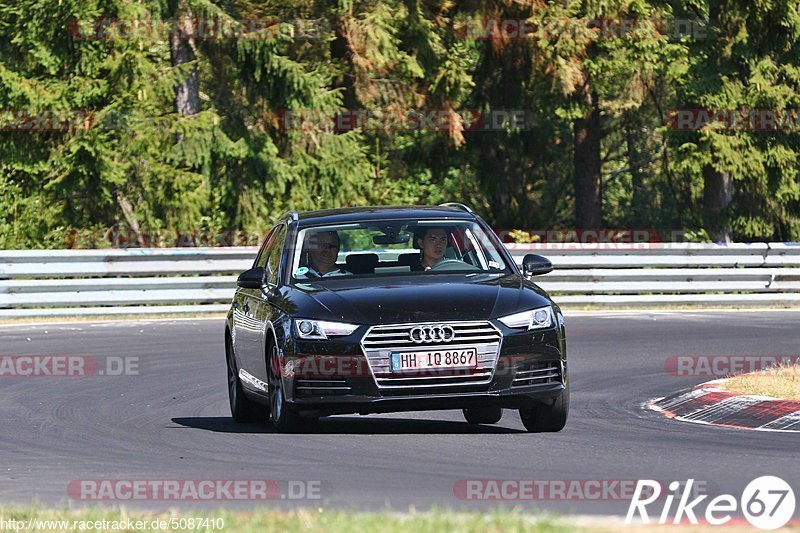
[703,165,732,242]
[573,85,602,228]
[626,117,646,226]
[169,0,200,116]
[116,192,146,247]
[330,16,358,110]
[699,3,732,244]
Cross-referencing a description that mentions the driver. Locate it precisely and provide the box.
[301,230,350,277]
[416,227,450,271]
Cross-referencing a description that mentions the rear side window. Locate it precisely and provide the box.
[266,224,287,285]
[253,227,277,269]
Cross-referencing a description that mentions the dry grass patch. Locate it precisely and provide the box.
[721,364,800,400]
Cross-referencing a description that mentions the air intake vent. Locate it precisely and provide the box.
[512,362,561,387]
[295,378,351,396]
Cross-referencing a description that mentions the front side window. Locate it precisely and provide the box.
[290,219,511,282]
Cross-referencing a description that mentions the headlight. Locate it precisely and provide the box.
[294,319,359,339]
[497,306,553,330]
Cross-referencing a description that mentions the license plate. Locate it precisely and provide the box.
[390,348,478,372]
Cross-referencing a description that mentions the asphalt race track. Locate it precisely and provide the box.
[1,310,798,517]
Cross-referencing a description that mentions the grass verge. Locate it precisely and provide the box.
[0,507,792,532]
[0,507,572,532]
[720,364,800,400]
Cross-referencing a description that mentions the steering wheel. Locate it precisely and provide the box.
[428,259,481,272]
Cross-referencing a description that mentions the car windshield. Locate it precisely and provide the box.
[290,219,512,281]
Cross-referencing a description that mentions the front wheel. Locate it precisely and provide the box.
[519,384,569,433]
[226,335,263,423]
[268,343,316,433]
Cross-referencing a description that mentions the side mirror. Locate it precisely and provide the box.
[522,254,553,277]
[237,267,265,289]
[263,284,280,301]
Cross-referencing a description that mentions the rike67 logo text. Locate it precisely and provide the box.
[626,477,795,530]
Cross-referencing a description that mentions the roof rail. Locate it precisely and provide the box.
[283,210,299,221]
[439,202,474,214]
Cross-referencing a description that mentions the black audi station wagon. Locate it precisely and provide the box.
[225,204,568,432]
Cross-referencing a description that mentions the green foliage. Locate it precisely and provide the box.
[1,0,799,248]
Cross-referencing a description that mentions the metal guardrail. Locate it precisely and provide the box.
[1,243,800,316]
[510,242,800,306]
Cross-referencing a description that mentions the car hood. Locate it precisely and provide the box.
[281,274,552,324]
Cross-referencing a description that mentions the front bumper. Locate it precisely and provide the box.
[281,320,567,417]
[291,382,565,417]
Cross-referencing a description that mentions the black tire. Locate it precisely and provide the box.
[519,383,569,433]
[226,334,263,423]
[267,342,317,433]
[462,406,503,424]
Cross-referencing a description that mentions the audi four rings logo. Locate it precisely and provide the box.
[409,325,456,343]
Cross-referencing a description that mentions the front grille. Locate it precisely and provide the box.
[295,378,352,396]
[512,362,561,387]
[360,321,502,389]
